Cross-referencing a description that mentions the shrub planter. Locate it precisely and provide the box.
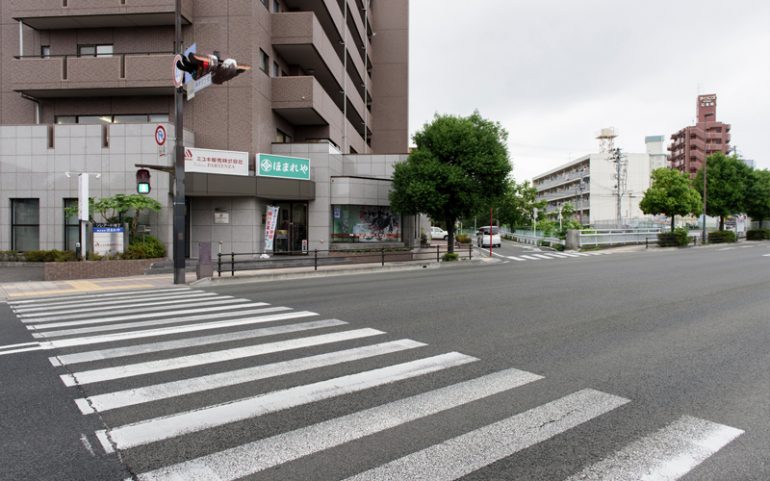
[43,258,165,281]
[746,229,770,240]
[707,231,737,244]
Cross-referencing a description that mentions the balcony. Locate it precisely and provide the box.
[272,76,340,127]
[11,0,192,29]
[10,52,175,98]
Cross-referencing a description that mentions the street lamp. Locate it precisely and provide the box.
[65,171,101,260]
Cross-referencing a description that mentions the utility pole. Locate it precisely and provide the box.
[611,147,627,227]
[702,157,708,244]
[173,0,186,285]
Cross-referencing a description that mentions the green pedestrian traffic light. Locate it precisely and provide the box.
[136,169,151,194]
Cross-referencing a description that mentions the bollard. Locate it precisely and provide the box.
[436,245,440,262]
[217,253,222,277]
[231,252,235,277]
[314,249,318,271]
[469,243,472,259]
[381,248,385,266]
[645,237,648,249]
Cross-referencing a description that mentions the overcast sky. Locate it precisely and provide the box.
[408,0,770,182]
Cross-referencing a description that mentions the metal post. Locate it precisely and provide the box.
[436,245,440,262]
[489,207,493,256]
[217,253,222,277]
[314,249,318,271]
[230,252,234,277]
[381,248,385,267]
[172,0,186,284]
[702,156,708,244]
[469,243,472,259]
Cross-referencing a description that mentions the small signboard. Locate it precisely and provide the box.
[155,125,167,157]
[185,147,249,176]
[93,224,125,256]
[257,153,310,180]
[214,210,230,224]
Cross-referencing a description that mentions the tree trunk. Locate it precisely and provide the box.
[446,216,455,254]
[719,215,725,231]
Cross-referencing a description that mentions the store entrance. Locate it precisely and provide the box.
[273,202,308,254]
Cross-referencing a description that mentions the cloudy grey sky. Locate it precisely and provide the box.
[408,0,770,182]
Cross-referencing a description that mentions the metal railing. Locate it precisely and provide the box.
[216,245,474,277]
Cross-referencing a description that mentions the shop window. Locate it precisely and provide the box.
[259,49,269,73]
[331,205,401,243]
[78,44,113,57]
[63,198,79,252]
[11,199,40,252]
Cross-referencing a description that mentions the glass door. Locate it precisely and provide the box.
[273,202,308,254]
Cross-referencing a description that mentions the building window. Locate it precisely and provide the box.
[55,114,169,124]
[331,205,401,243]
[11,199,40,252]
[275,129,292,143]
[64,198,80,252]
[272,61,280,77]
[260,0,268,8]
[78,44,113,57]
[41,46,50,58]
[259,49,269,73]
[272,0,280,12]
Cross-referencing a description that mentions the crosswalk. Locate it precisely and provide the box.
[503,250,615,262]
[8,287,743,481]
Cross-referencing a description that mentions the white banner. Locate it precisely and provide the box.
[78,174,89,221]
[264,205,279,252]
[184,147,249,176]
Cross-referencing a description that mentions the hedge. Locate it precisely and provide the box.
[746,229,770,240]
[658,228,689,247]
[708,231,737,244]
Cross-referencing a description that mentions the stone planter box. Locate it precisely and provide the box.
[43,259,164,281]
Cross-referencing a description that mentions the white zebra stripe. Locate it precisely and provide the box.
[507,256,526,261]
[562,415,743,481]
[31,305,284,339]
[520,255,541,260]
[27,302,270,329]
[75,339,427,413]
[531,254,554,260]
[129,367,542,481]
[50,319,347,366]
[98,352,478,453]
[40,310,318,349]
[62,328,386,386]
[12,291,214,313]
[18,293,224,318]
[8,287,190,305]
[342,389,629,481]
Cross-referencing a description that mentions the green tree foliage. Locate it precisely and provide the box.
[694,153,751,230]
[496,180,546,229]
[64,194,161,238]
[390,112,511,252]
[640,168,702,230]
[744,168,770,225]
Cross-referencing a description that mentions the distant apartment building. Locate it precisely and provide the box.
[533,136,664,226]
[669,94,731,177]
[0,1,413,255]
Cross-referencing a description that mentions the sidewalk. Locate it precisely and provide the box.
[0,257,494,302]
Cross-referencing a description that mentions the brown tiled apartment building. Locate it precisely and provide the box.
[0,1,416,256]
[669,94,731,177]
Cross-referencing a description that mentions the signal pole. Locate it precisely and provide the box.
[173,0,186,284]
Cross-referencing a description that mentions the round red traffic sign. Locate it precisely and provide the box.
[173,54,184,88]
[155,125,167,146]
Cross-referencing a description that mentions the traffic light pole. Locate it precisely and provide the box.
[173,0,186,285]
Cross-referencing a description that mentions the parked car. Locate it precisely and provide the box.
[430,226,448,240]
[477,226,501,248]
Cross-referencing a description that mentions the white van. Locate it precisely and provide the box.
[476,226,501,248]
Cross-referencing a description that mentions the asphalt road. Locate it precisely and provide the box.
[1,241,768,480]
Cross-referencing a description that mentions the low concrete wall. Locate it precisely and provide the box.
[43,259,163,281]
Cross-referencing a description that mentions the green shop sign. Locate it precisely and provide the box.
[257,153,310,180]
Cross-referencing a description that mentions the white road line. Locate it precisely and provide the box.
[563,415,743,481]
[572,252,591,256]
[50,319,347,366]
[541,253,568,258]
[507,256,526,261]
[76,339,426,414]
[763,254,770,257]
[30,305,283,338]
[520,255,541,260]
[342,389,629,481]
[27,301,270,328]
[559,252,582,257]
[98,352,478,453]
[17,293,222,318]
[40,311,318,349]
[716,247,734,251]
[129,367,543,481]
[22,298,245,323]
[0,345,45,356]
[8,287,190,305]
[531,254,554,260]
[0,341,40,350]
[12,291,215,313]
[62,328,386,386]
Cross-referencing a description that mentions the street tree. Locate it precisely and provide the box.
[640,167,702,230]
[694,153,751,230]
[390,112,511,252]
[497,180,546,229]
[745,168,770,227]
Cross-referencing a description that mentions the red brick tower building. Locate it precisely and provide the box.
[669,94,731,177]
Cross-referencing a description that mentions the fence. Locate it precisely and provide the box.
[216,245,474,277]
[507,230,565,247]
